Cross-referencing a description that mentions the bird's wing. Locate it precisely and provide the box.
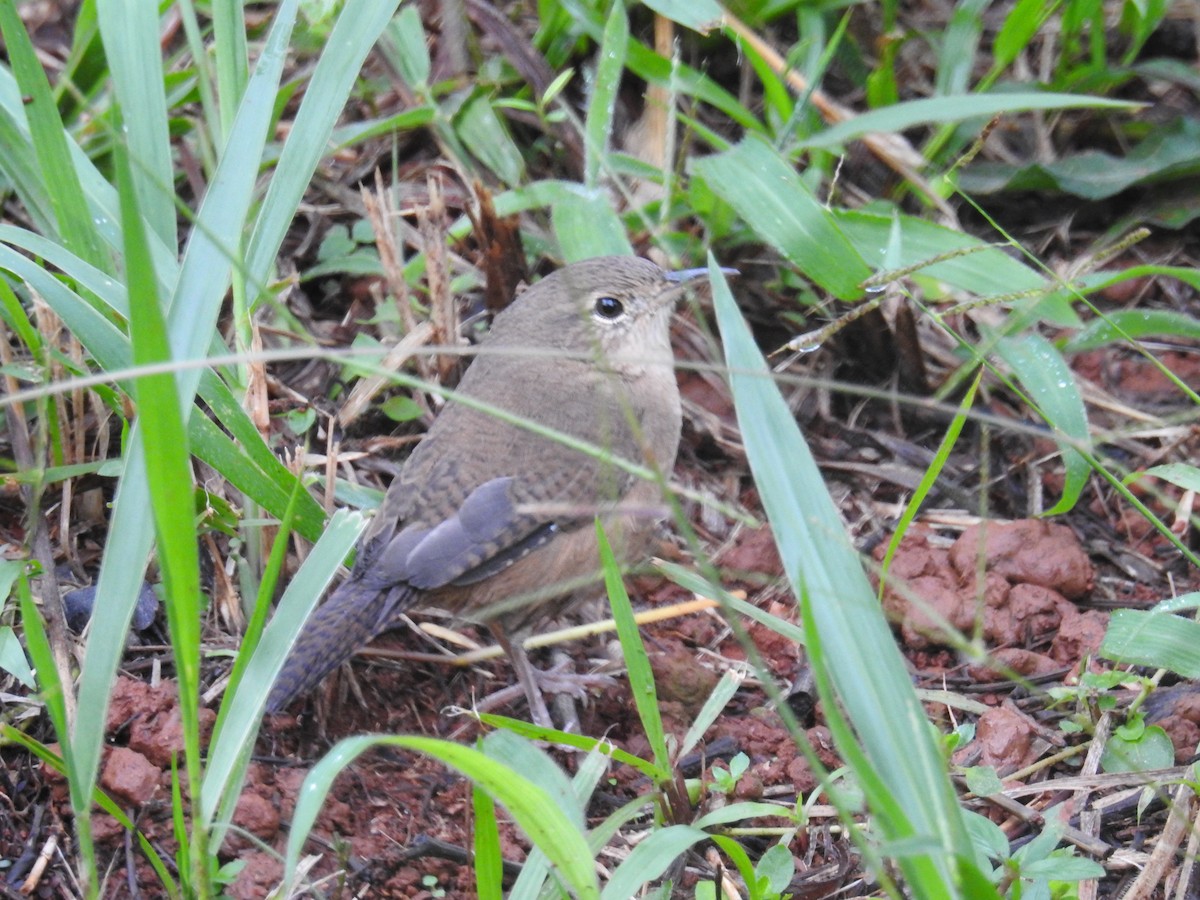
[374,459,634,592]
[355,414,639,592]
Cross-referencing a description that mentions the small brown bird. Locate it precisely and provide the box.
[266,256,720,723]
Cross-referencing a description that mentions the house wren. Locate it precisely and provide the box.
[266,256,721,722]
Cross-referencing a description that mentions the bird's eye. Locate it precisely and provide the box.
[593,296,625,320]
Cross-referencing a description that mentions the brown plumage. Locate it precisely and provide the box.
[266,256,716,718]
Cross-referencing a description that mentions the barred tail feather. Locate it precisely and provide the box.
[265,580,413,713]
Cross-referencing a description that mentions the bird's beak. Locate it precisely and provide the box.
[665,266,739,283]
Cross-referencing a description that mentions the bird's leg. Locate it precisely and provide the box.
[490,624,555,729]
[549,649,581,733]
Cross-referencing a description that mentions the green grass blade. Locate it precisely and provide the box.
[71,0,305,847]
[805,93,1136,152]
[96,0,176,249]
[473,783,504,900]
[17,571,97,893]
[284,735,600,898]
[0,0,107,270]
[878,370,982,595]
[708,257,976,892]
[584,0,627,187]
[244,0,402,296]
[994,333,1090,514]
[598,522,670,778]
[203,466,303,844]
[199,510,365,825]
[211,0,249,143]
[600,825,709,900]
[117,131,209,887]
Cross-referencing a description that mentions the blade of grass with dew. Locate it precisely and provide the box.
[994,332,1090,514]
[598,521,669,777]
[97,0,176,250]
[553,187,634,261]
[708,257,977,892]
[73,0,303,846]
[1063,306,1200,351]
[118,132,210,887]
[802,93,1137,152]
[284,735,600,898]
[836,209,1054,304]
[200,509,366,826]
[691,137,871,300]
[584,0,627,188]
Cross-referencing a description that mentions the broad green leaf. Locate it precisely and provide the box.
[692,137,870,300]
[1101,608,1200,678]
[1131,463,1200,493]
[385,6,430,88]
[600,826,710,900]
[994,333,1090,514]
[641,0,723,33]
[456,93,526,187]
[1101,726,1175,774]
[551,186,633,260]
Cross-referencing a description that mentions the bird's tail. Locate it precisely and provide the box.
[265,579,413,713]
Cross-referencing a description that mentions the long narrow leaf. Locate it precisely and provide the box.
[284,736,600,898]
[97,0,176,249]
[708,257,975,891]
